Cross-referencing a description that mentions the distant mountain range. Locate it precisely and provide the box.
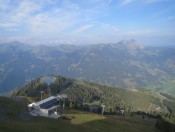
[0,40,175,96]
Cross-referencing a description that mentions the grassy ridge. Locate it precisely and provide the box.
[13,75,175,113]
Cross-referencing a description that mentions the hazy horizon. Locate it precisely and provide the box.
[0,0,175,46]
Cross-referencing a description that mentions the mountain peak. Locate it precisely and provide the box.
[119,39,144,49]
[7,41,23,45]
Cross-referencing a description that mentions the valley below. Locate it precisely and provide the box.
[0,40,175,132]
[1,0,174,132]
[0,40,175,96]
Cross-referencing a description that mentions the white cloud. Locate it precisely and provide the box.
[146,0,161,4]
[120,0,136,6]
[0,0,43,31]
[0,0,173,45]
[28,11,77,35]
[0,0,112,36]
[73,24,94,33]
[0,0,82,35]
[168,16,174,19]
[11,1,41,22]
[120,0,161,6]
[99,23,120,33]
[112,27,120,32]
[120,29,154,36]
[0,23,17,28]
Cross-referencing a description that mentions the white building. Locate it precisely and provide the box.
[28,94,67,119]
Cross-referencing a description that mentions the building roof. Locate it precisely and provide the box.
[34,96,59,109]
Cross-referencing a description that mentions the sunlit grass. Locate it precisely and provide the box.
[63,110,105,125]
[0,109,160,132]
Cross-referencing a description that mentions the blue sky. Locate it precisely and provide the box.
[0,0,174,46]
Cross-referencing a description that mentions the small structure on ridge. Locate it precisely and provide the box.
[28,94,67,119]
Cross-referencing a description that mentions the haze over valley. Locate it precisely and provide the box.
[0,0,175,132]
[0,40,175,97]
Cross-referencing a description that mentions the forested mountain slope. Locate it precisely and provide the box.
[1,40,175,96]
[13,75,175,114]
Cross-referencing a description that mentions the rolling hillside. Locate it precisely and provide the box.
[0,40,175,96]
[2,75,175,132]
[13,75,175,114]
[0,91,162,132]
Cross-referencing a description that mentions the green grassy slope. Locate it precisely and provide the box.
[0,96,30,120]
[0,109,160,132]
